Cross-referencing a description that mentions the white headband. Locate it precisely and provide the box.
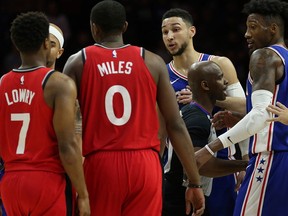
[49,25,64,48]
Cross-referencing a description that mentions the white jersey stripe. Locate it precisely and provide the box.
[241,152,273,215]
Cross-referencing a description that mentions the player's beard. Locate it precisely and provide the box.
[171,42,188,56]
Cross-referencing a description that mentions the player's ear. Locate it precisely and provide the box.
[122,21,128,33]
[189,26,196,38]
[57,48,64,59]
[201,80,209,90]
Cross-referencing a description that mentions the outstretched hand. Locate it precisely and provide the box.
[212,110,243,130]
[266,102,288,125]
[185,188,205,216]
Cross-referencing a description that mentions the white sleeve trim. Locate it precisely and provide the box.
[226,82,245,98]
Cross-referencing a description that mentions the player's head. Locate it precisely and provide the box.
[243,0,288,54]
[162,8,194,27]
[188,61,228,102]
[90,0,127,43]
[161,8,195,56]
[47,23,64,68]
[10,11,50,54]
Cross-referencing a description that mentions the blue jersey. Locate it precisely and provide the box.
[235,44,288,216]
[246,45,288,154]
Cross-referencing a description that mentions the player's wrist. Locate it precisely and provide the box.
[183,180,202,188]
[204,144,214,156]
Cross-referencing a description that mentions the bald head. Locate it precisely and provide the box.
[188,61,227,101]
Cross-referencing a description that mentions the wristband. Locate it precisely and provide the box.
[187,182,203,188]
[205,145,214,156]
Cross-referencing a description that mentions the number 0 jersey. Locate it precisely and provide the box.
[80,44,159,155]
[0,66,64,173]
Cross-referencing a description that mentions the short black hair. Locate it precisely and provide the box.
[162,8,194,26]
[242,0,288,37]
[90,0,126,34]
[10,11,49,53]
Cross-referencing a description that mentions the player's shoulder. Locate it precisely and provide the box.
[46,71,76,92]
[210,55,233,66]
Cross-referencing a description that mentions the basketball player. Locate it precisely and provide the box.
[196,0,288,215]
[63,1,205,216]
[161,8,248,216]
[0,11,90,215]
[47,23,64,69]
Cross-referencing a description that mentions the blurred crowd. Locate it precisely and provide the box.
[0,0,250,88]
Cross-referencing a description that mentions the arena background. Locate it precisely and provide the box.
[0,0,252,89]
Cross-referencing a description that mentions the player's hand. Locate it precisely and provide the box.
[76,195,90,216]
[212,110,242,130]
[235,170,246,191]
[266,102,288,125]
[176,87,192,105]
[185,187,205,216]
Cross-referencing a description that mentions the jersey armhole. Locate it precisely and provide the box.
[42,70,55,90]
[141,47,145,60]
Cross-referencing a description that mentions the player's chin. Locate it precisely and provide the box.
[219,95,226,101]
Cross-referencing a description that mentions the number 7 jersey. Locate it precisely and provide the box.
[0,66,65,173]
[79,44,159,155]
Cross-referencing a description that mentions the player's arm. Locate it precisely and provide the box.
[212,56,249,160]
[145,50,205,216]
[157,104,167,157]
[196,48,278,168]
[199,156,248,177]
[63,50,83,90]
[45,72,90,215]
[212,56,246,114]
[148,52,201,186]
[184,115,248,178]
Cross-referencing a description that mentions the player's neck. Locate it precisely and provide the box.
[19,53,47,69]
[99,35,124,48]
[172,50,201,76]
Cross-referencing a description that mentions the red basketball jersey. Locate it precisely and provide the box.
[0,66,64,173]
[80,44,160,155]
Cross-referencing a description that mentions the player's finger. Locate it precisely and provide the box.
[267,105,278,112]
[267,117,278,122]
[185,201,191,215]
[276,101,286,109]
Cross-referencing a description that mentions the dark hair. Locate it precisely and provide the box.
[242,0,288,37]
[10,11,49,53]
[90,0,126,34]
[162,8,194,26]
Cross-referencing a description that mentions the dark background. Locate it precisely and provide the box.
[0,0,251,88]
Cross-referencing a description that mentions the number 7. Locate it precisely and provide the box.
[11,113,30,154]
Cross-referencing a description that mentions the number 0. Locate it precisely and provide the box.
[105,85,131,126]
